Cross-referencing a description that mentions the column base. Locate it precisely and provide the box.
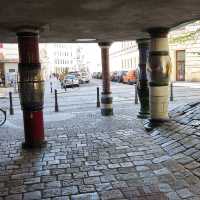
[22,140,47,149]
[101,93,113,116]
[101,108,113,116]
[97,101,100,108]
[23,110,45,148]
[150,85,169,120]
[137,112,150,119]
[144,118,170,132]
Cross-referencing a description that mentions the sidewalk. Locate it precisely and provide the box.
[173,81,200,88]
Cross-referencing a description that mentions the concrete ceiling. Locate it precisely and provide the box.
[0,0,200,43]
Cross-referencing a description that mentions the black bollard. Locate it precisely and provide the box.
[9,91,14,115]
[55,89,59,112]
[170,82,173,101]
[50,82,53,93]
[135,84,138,104]
[97,87,100,107]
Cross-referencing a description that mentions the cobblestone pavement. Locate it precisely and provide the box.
[1,80,200,199]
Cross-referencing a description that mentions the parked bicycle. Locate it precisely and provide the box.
[0,108,6,126]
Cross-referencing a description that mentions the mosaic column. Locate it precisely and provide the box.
[136,39,150,119]
[145,27,172,130]
[98,42,113,116]
[17,30,46,148]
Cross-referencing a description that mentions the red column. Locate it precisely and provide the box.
[17,31,46,148]
[98,42,113,116]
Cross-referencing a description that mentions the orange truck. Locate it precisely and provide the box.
[122,70,137,84]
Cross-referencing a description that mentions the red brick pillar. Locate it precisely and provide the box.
[17,30,46,148]
[145,27,172,130]
[98,42,113,116]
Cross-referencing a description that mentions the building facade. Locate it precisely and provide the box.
[0,44,18,87]
[169,21,200,81]
[110,41,138,72]
[46,43,89,76]
[110,21,200,82]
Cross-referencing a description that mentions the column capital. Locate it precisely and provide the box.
[147,27,170,38]
[98,42,112,48]
[136,38,150,49]
[16,28,39,36]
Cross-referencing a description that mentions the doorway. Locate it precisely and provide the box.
[176,50,185,81]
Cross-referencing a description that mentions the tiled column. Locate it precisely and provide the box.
[136,39,150,119]
[17,30,46,148]
[145,28,172,130]
[98,42,113,116]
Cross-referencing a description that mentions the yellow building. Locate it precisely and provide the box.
[169,21,200,81]
[110,20,200,82]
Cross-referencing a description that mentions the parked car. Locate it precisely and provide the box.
[122,70,137,84]
[63,74,79,88]
[96,72,102,79]
[92,72,97,78]
[116,71,128,82]
[112,71,128,82]
[110,71,118,81]
[80,72,90,83]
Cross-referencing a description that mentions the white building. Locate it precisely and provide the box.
[0,44,18,87]
[110,41,138,72]
[46,43,90,76]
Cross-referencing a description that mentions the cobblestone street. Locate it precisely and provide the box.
[1,80,200,199]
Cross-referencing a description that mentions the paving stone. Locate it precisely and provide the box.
[73,172,88,179]
[79,185,95,193]
[111,181,128,189]
[120,162,133,167]
[58,174,72,181]
[96,183,112,191]
[108,163,120,169]
[5,194,22,200]
[63,179,83,187]
[84,177,101,185]
[42,188,61,198]
[41,176,57,183]
[10,185,26,194]
[52,196,70,200]
[154,167,171,176]
[23,191,41,200]
[45,181,61,188]
[116,173,138,181]
[88,171,103,177]
[185,161,200,170]
[193,168,200,177]
[153,156,171,164]
[100,189,124,200]
[177,188,194,198]
[136,166,149,171]
[71,192,99,200]
[158,183,173,193]
[100,175,116,183]
[133,160,152,166]
[62,186,79,195]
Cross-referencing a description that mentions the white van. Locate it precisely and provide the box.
[80,72,90,83]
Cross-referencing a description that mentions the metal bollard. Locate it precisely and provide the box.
[55,89,59,112]
[50,82,53,93]
[96,87,100,107]
[9,92,14,115]
[135,84,138,104]
[170,82,173,101]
